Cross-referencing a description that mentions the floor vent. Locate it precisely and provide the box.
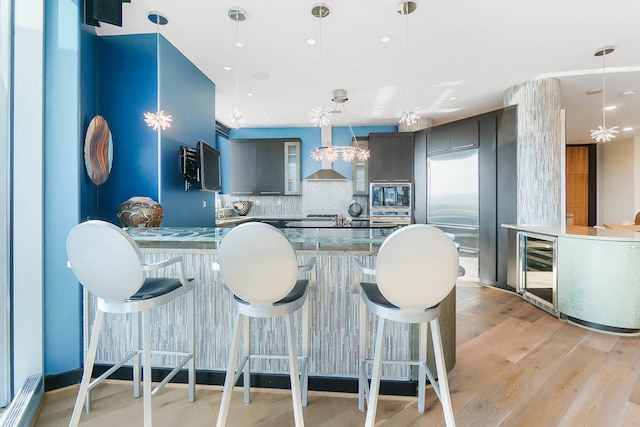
[0,375,43,427]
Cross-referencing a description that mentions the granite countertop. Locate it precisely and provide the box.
[502,224,640,241]
[128,226,395,253]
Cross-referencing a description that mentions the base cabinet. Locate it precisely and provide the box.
[558,236,640,332]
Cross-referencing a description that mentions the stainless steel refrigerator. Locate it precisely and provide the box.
[427,149,479,252]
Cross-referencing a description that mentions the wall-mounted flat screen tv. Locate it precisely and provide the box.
[197,140,221,192]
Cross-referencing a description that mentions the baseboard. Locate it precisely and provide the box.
[45,365,418,397]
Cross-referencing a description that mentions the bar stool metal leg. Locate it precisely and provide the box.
[358,297,368,412]
[431,318,455,427]
[142,310,152,427]
[364,317,386,427]
[243,316,251,405]
[70,310,104,427]
[217,313,243,427]
[418,322,428,413]
[285,313,304,427]
[188,290,196,403]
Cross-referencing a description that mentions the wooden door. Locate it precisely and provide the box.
[566,145,591,226]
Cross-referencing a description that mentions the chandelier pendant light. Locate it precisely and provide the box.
[397,1,421,126]
[311,89,371,162]
[590,46,619,143]
[307,3,334,128]
[144,11,172,131]
[227,7,248,129]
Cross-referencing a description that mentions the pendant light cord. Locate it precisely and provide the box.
[405,10,410,111]
[234,18,240,110]
[319,11,324,108]
[601,52,606,128]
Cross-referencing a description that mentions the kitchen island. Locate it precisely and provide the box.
[86,226,456,394]
[504,224,640,334]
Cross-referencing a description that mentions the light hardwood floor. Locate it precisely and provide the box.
[34,284,640,426]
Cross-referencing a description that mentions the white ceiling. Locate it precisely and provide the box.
[95,0,640,144]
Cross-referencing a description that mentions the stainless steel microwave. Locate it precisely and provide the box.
[370,183,411,208]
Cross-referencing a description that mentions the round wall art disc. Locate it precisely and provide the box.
[84,115,113,185]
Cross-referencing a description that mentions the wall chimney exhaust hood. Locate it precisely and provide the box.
[305,125,348,181]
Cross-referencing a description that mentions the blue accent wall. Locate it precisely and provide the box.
[96,34,159,223]
[158,36,216,226]
[94,34,216,226]
[228,125,397,191]
[44,0,82,375]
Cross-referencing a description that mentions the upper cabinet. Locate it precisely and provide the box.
[352,139,369,194]
[284,140,301,195]
[230,138,301,196]
[368,132,414,183]
[427,120,479,155]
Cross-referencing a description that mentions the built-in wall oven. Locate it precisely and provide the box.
[516,231,559,316]
[369,183,412,226]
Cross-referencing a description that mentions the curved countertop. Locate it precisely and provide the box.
[502,224,640,241]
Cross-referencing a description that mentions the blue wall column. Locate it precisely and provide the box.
[44,0,83,375]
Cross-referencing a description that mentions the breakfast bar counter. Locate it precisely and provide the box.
[87,226,456,393]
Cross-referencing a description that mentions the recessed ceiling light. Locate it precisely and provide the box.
[233,41,245,48]
[246,92,254,97]
[586,89,602,95]
[621,90,636,96]
[623,127,633,131]
[380,35,391,43]
[307,38,317,45]
[604,105,616,111]
[449,97,457,101]
[223,66,232,71]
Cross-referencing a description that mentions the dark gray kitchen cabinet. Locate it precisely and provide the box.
[451,120,479,151]
[427,119,479,155]
[368,132,414,183]
[230,138,298,196]
[426,126,451,155]
[256,139,285,195]
[230,141,258,195]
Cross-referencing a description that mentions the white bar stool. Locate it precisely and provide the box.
[66,220,195,427]
[356,224,458,427]
[213,222,314,427]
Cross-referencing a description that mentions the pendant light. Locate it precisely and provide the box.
[397,1,420,126]
[144,11,172,131]
[307,2,333,128]
[590,46,619,143]
[310,89,371,162]
[227,7,248,129]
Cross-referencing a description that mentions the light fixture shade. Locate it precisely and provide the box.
[228,108,248,128]
[311,146,370,162]
[590,125,619,143]
[144,110,172,131]
[399,107,421,126]
[307,107,333,127]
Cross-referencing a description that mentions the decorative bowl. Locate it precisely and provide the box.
[116,196,164,228]
[348,202,363,217]
[232,200,253,216]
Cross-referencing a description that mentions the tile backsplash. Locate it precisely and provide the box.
[218,181,368,217]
